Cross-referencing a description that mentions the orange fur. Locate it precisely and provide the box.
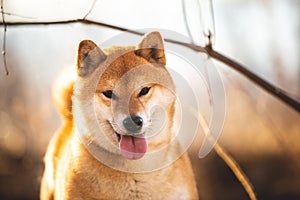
[40,32,198,200]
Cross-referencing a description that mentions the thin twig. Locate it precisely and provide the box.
[3,11,36,19]
[82,0,97,19]
[198,114,257,200]
[209,0,216,36]
[0,19,299,113]
[1,0,8,75]
[181,0,194,43]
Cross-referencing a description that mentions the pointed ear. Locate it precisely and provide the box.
[77,40,107,77]
[135,32,166,65]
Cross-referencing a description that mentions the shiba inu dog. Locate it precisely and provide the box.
[40,32,198,200]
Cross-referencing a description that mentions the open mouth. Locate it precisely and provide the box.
[119,134,147,160]
[109,122,148,160]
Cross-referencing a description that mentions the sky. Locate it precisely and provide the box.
[1,0,298,97]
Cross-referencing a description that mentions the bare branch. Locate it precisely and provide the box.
[0,19,208,53]
[1,0,9,75]
[0,19,299,113]
[205,44,300,113]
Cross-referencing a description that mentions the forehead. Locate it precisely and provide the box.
[97,51,152,89]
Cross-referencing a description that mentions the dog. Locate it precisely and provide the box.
[40,31,198,199]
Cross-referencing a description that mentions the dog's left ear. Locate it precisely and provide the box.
[135,32,166,65]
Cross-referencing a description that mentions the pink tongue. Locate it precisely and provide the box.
[119,135,147,160]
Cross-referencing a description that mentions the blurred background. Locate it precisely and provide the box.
[0,0,299,199]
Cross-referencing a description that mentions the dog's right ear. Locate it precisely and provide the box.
[77,40,107,77]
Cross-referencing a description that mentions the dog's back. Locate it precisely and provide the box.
[40,70,75,200]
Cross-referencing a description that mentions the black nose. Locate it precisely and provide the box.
[123,116,143,133]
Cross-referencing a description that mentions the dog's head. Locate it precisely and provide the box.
[74,32,177,160]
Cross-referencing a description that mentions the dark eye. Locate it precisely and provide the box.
[102,90,116,99]
[138,87,151,97]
